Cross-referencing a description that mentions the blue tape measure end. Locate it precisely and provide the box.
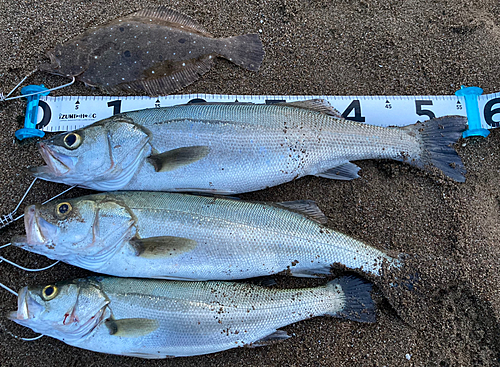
[15,128,45,140]
[16,84,50,140]
[455,86,489,138]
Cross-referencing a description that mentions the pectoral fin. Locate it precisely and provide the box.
[274,200,328,224]
[316,162,361,180]
[147,146,210,172]
[105,318,159,338]
[130,236,197,258]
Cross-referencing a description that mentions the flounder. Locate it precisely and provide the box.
[39,7,265,95]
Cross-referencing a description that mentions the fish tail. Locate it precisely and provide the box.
[218,34,265,71]
[324,275,376,323]
[402,115,467,182]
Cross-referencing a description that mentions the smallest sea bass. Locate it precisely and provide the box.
[11,192,398,280]
[9,276,375,358]
[39,7,264,95]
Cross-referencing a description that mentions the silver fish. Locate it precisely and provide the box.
[30,101,467,193]
[8,275,375,358]
[39,7,264,95]
[12,192,396,279]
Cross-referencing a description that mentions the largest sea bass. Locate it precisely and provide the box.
[31,100,467,193]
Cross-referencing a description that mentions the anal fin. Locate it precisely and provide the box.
[247,330,290,347]
[109,55,215,96]
[316,162,361,180]
[289,265,332,278]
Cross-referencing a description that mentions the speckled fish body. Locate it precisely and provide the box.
[30,102,467,193]
[12,191,396,279]
[39,7,264,95]
[9,275,375,358]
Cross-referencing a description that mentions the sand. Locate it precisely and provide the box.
[1,0,500,366]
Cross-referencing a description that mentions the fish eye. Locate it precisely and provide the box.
[56,202,72,216]
[42,285,58,301]
[63,133,82,149]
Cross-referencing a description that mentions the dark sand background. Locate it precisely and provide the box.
[1,0,500,366]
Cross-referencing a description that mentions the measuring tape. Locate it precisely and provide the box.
[16,86,500,139]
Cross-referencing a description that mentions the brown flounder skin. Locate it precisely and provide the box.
[39,7,265,95]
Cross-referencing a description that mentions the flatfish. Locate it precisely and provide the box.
[39,7,265,95]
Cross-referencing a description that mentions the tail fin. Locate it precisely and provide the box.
[325,276,376,323]
[403,115,467,182]
[218,34,265,71]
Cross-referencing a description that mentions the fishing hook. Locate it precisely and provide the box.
[0,69,75,102]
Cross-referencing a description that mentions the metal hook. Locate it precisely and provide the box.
[0,291,45,341]
[0,254,46,342]
[0,281,18,296]
[0,254,60,272]
[0,179,75,230]
[0,178,38,230]
[0,70,75,102]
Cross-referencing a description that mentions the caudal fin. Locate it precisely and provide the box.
[325,276,376,323]
[404,115,467,182]
[218,34,265,71]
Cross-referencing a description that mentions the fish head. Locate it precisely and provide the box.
[29,117,151,190]
[13,195,136,265]
[8,278,110,341]
[39,44,89,78]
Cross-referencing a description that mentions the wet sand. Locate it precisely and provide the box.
[1,0,500,366]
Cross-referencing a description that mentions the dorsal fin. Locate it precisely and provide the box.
[276,99,342,117]
[274,200,328,224]
[130,7,212,37]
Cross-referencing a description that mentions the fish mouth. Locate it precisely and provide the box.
[23,205,58,246]
[32,142,76,177]
[8,286,43,322]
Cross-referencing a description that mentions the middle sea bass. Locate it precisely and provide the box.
[30,100,467,193]
[12,192,397,279]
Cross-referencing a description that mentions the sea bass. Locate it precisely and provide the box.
[8,275,375,358]
[30,101,467,193]
[38,7,264,95]
[12,192,396,279]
